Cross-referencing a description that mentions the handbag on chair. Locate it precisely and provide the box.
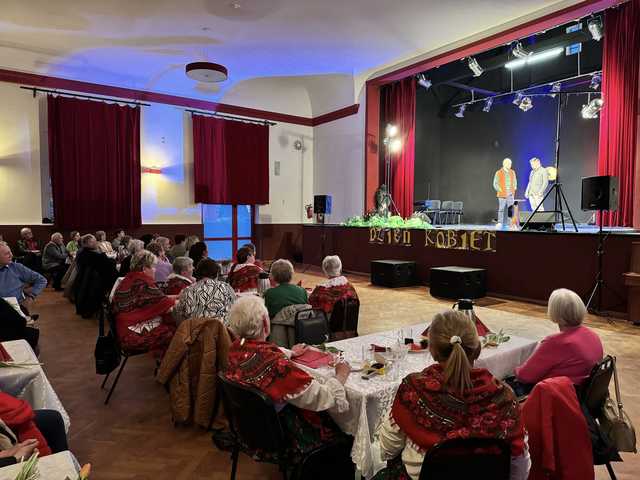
[94,304,121,375]
[599,356,637,453]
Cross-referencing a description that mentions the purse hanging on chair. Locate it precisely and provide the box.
[599,356,637,453]
[94,303,121,375]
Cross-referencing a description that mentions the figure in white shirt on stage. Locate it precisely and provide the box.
[493,158,517,228]
[524,157,549,212]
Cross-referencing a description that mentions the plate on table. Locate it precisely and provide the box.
[408,343,429,353]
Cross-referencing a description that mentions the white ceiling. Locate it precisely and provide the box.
[0,0,580,115]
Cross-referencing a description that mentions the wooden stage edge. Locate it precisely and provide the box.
[302,224,640,316]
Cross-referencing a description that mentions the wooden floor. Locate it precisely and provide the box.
[33,267,640,480]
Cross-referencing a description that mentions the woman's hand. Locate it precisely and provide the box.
[0,439,39,461]
[290,343,308,358]
[335,361,351,384]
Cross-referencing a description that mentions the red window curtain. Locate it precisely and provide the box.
[598,0,640,227]
[47,95,141,230]
[192,115,269,205]
[381,77,416,218]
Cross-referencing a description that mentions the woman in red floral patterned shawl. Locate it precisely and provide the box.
[308,255,358,316]
[371,311,530,480]
[111,250,176,359]
[222,296,351,462]
[228,246,264,293]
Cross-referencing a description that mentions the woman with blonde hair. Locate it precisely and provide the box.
[372,311,529,480]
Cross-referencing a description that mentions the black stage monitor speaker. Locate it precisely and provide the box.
[430,266,486,299]
[314,195,332,214]
[371,260,417,288]
[581,175,618,211]
[520,211,556,231]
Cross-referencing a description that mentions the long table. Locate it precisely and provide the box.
[297,323,539,478]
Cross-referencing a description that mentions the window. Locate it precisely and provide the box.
[202,204,254,261]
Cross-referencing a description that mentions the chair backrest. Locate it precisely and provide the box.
[452,201,464,211]
[429,199,441,210]
[217,373,287,456]
[581,355,615,417]
[329,297,360,340]
[441,200,454,210]
[419,437,511,480]
[295,309,329,345]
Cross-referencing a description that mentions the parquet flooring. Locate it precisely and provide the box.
[33,266,639,479]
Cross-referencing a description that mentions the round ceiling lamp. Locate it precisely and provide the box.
[185,62,228,83]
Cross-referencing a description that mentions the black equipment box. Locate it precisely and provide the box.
[371,260,417,288]
[430,266,486,299]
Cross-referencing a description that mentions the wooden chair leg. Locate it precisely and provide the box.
[104,356,128,405]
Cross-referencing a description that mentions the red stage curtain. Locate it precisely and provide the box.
[382,77,416,218]
[598,0,640,226]
[47,95,141,230]
[192,115,269,205]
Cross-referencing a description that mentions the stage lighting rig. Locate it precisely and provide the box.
[550,82,562,97]
[519,96,533,112]
[505,47,563,69]
[588,17,603,41]
[511,42,530,59]
[512,92,524,106]
[467,57,483,77]
[454,104,466,118]
[417,74,432,89]
[482,97,493,113]
[383,124,402,152]
[590,72,602,90]
[582,96,603,119]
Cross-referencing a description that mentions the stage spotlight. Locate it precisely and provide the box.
[417,74,432,89]
[455,104,466,118]
[590,73,602,90]
[512,92,524,106]
[385,124,398,137]
[550,82,562,98]
[512,42,530,59]
[519,96,533,112]
[389,138,402,153]
[505,47,563,69]
[482,97,493,112]
[581,97,604,119]
[588,17,603,41]
[467,57,483,77]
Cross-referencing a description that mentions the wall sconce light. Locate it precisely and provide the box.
[142,166,163,174]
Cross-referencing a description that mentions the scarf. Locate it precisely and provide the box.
[0,393,51,456]
[224,339,312,403]
[112,272,175,329]
[391,364,524,456]
[228,264,263,292]
[308,281,358,314]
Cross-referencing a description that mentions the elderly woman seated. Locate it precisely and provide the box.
[119,239,145,276]
[111,250,176,359]
[95,230,114,255]
[175,258,236,325]
[146,242,173,284]
[264,259,308,318]
[223,296,350,461]
[164,256,195,295]
[372,311,530,480]
[514,288,603,388]
[228,246,264,293]
[308,255,358,316]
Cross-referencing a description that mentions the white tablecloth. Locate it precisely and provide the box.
[0,341,70,432]
[0,451,78,480]
[300,322,538,478]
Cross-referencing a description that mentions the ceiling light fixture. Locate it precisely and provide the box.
[588,17,603,41]
[455,104,467,118]
[519,96,533,112]
[185,62,228,83]
[582,96,604,119]
[512,42,531,59]
[467,57,483,77]
[417,74,432,89]
[505,47,564,70]
[590,72,602,90]
[482,97,493,113]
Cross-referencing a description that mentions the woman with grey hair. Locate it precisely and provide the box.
[164,256,195,295]
[111,250,176,359]
[95,230,114,255]
[515,288,603,386]
[308,255,358,315]
[263,259,308,318]
[119,239,145,276]
[223,296,351,461]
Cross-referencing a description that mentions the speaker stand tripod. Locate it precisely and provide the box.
[520,182,578,232]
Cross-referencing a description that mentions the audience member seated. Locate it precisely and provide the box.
[116,235,132,262]
[308,255,358,316]
[175,259,235,325]
[264,259,308,318]
[42,233,69,291]
[514,288,603,389]
[73,234,118,318]
[168,235,187,260]
[95,230,114,255]
[188,241,208,269]
[0,297,40,350]
[0,392,69,466]
[164,257,195,295]
[371,310,530,480]
[228,247,263,293]
[111,250,176,359]
[65,231,80,258]
[111,230,125,250]
[140,234,155,247]
[240,242,264,269]
[147,242,172,284]
[223,296,350,462]
[0,241,46,312]
[184,235,200,253]
[15,228,42,273]
[119,239,145,276]
[155,236,172,259]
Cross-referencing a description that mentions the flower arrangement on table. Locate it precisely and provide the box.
[13,452,91,480]
[343,214,433,230]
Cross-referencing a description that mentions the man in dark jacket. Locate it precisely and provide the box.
[42,233,68,291]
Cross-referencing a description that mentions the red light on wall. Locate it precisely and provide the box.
[141,166,162,174]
